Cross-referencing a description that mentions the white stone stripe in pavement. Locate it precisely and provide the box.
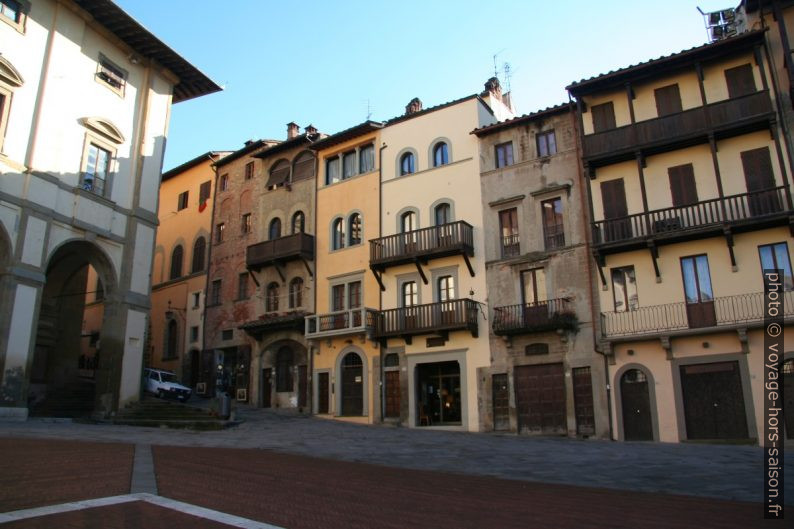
[130,443,158,494]
[0,493,284,529]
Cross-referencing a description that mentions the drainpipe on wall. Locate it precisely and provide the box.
[378,141,387,423]
[202,156,220,395]
[569,97,614,441]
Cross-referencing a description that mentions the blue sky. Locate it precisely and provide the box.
[115,0,736,170]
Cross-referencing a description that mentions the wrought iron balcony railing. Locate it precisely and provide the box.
[492,298,577,335]
[601,290,794,338]
[592,187,791,247]
[369,221,474,269]
[305,307,378,338]
[373,298,479,339]
[246,232,314,270]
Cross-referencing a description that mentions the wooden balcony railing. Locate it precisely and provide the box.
[373,298,479,339]
[305,307,378,338]
[370,221,474,269]
[592,187,791,247]
[246,232,314,270]
[492,298,577,336]
[601,290,794,338]
[583,91,773,162]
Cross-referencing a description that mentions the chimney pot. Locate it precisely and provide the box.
[482,77,502,101]
[405,97,423,115]
[287,122,300,139]
[304,124,318,136]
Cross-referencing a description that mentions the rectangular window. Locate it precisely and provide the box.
[245,161,254,180]
[348,281,362,308]
[222,329,233,341]
[83,143,111,197]
[326,157,340,185]
[96,55,127,95]
[402,281,418,307]
[681,255,714,304]
[437,275,456,302]
[725,63,756,99]
[359,144,375,173]
[498,208,519,258]
[591,102,616,133]
[190,326,199,343]
[495,142,514,168]
[199,181,211,203]
[241,213,252,234]
[536,130,557,157]
[342,151,356,179]
[215,222,225,243]
[177,191,189,211]
[210,280,222,306]
[0,0,21,23]
[759,242,793,291]
[542,197,565,249]
[220,174,228,191]
[611,266,638,312]
[521,268,546,305]
[654,84,682,117]
[238,272,249,300]
[668,164,699,207]
[192,292,200,308]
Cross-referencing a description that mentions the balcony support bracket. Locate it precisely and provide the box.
[788,216,794,237]
[463,253,476,278]
[414,259,429,285]
[660,336,672,360]
[647,243,661,283]
[371,267,386,292]
[402,335,413,345]
[274,262,286,283]
[300,257,314,278]
[248,269,260,288]
[737,328,749,354]
[723,228,738,271]
[594,252,607,288]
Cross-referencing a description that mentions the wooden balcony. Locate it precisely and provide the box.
[304,307,378,339]
[601,291,794,339]
[492,298,577,336]
[583,91,774,165]
[592,187,792,253]
[369,221,474,270]
[373,298,479,340]
[246,233,314,271]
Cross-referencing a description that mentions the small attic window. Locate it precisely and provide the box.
[96,54,127,96]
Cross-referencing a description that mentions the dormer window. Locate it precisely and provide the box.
[96,54,127,96]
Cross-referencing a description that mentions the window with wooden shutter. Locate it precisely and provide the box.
[591,102,616,133]
[741,146,780,215]
[725,64,756,99]
[199,181,211,203]
[654,84,682,117]
[293,151,315,181]
[668,164,698,206]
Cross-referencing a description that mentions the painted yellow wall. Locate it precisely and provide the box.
[702,52,761,104]
[716,132,784,196]
[590,161,642,220]
[642,145,718,211]
[581,89,631,135]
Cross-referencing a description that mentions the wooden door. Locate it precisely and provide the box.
[317,372,329,414]
[741,147,780,216]
[384,370,400,418]
[298,365,307,409]
[572,367,595,436]
[514,363,566,434]
[262,369,272,408]
[492,374,510,431]
[621,369,653,441]
[341,353,363,416]
[681,362,748,440]
[600,179,631,242]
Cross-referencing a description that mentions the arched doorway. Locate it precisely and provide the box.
[29,240,117,417]
[340,352,363,416]
[620,368,653,441]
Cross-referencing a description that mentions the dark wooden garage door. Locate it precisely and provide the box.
[514,363,566,434]
[681,361,748,440]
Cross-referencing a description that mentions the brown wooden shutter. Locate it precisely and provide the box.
[600,178,628,219]
[292,152,316,181]
[668,164,698,206]
[741,147,775,191]
[654,84,683,117]
[725,64,756,99]
[591,102,616,133]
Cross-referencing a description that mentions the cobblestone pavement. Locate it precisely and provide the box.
[2,404,792,505]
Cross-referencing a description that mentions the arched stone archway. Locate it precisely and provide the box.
[259,338,309,410]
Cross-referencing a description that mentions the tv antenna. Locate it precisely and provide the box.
[492,48,506,78]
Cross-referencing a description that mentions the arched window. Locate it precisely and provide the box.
[276,346,294,392]
[289,277,303,308]
[292,211,305,234]
[266,282,279,312]
[170,245,183,280]
[384,353,400,367]
[165,319,178,360]
[400,152,415,175]
[332,218,345,250]
[348,213,362,246]
[269,218,282,240]
[191,237,206,273]
[267,159,290,189]
[400,211,417,232]
[292,151,315,181]
[434,202,451,225]
[433,142,449,167]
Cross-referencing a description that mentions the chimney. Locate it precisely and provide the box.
[244,139,255,146]
[405,97,423,115]
[287,122,300,139]
[482,77,502,102]
[304,124,318,137]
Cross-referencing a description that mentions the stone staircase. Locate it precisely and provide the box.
[111,397,234,430]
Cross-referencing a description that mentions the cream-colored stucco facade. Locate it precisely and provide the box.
[569,29,794,444]
[0,0,218,418]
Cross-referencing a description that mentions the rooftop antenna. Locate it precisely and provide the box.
[492,48,506,78]
[366,99,372,121]
[503,62,513,94]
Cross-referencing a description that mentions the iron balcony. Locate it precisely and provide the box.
[492,298,577,336]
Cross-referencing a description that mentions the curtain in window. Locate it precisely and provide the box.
[359,145,375,173]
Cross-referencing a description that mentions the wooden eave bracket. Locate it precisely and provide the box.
[248,269,260,288]
[402,335,413,345]
[463,253,476,278]
[414,259,429,285]
[300,257,314,278]
[274,262,286,283]
[648,242,661,283]
[723,227,738,271]
[594,252,607,288]
[370,267,386,292]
